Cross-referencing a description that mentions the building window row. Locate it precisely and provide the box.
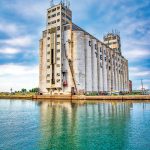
[49,6,60,13]
[57,49,60,53]
[57,34,60,38]
[47,80,50,83]
[47,66,50,69]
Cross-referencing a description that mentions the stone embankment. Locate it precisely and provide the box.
[0,95,150,100]
[32,95,150,100]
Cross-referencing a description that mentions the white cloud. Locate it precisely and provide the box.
[0,22,17,34]
[0,47,21,54]
[0,36,32,47]
[123,49,150,60]
[0,20,26,36]
[129,67,150,78]
[0,64,39,92]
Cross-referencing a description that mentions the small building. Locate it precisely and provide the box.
[129,80,132,93]
[39,2,129,95]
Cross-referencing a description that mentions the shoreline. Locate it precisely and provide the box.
[0,95,150,101]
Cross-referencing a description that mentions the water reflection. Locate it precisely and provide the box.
[37,101,150,150]
[0,100,149,150]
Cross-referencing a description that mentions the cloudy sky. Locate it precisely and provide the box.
[0,0,150,92]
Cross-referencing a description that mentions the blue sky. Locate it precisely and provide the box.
[0,0,150,91]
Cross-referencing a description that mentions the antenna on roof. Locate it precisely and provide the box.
[68,0,70,8]
[65,0,70,8]
[49,0,54,7]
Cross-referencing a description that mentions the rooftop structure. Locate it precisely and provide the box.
[103,31,121,54]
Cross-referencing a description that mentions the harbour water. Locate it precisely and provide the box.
[0,99,150,150]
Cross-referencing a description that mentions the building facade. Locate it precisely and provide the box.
[39,3,129,95]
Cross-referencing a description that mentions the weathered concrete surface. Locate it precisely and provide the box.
[0,95,150,100]
[33,95,150,100]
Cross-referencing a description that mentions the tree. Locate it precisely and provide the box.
[21,88,27,93]
[29,88,39,93]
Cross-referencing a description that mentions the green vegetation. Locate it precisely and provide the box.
[0,88,39,97]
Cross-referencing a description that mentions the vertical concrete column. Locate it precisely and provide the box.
[91,38,94,92]
[84,34,87,93]
[97,42,100,93]
[98,43,104,92]
[113,52,116,91]
[110,50,113,92]
[117,55,119,91]
[103,45,107,91]
[63,30,73,94]
[92,39,98,93]
[127,61,129,92]
[73,31,85,93]
[106,50,110,92]
[85,35,92,93]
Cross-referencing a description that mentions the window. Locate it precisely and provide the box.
[57,42,60,45]
[47,44,50,47]
[95,44,97,50]
[48,16,51,19]
[57,49,60,52]
[52,8,56,12]
[51,14,56,18]
[57,12,60,16]
[57,79,60,83]
[47,66,50,69]
[62,6,65,11]
[57,19,60,22]
[51,20,56,24]
[62,13,65,17]
[57,64,60,67]
[47,59,50,62]
[109,66,111,70]
[100,63,102,68]
[57,34,60,38]
[57,73,60,76]
[47,80,50,83]
[51,49,54,64]
[47,74,50,77]
[100,55,103,60]
[57,26,60,30]
[47,51,50,54]
[105,57,107,61]
[57,57,60,61]
[57,7,60,10]
[47,37,50,40]
[48,22,50,25]
[100,47,102,52]
[51,79,55,84]
[89,41,91,46]
[95,52,97,57]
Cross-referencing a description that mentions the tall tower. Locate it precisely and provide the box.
[39,2,72,95]
[103,32,121,54]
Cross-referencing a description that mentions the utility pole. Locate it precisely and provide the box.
[141,79,144,95]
